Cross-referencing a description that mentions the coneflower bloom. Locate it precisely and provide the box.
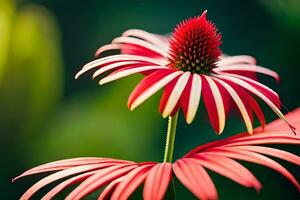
[75,11,288,134]
[14,108,300,200]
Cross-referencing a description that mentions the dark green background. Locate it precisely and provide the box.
[1,0,300,199]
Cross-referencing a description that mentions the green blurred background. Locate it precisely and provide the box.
[1,0,300,199]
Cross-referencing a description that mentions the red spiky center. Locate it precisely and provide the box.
[168,11,222,74]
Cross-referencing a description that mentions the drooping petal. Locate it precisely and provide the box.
[213,78,253,134]
[173,158,218,200]
[143,163,172,200]
[190,155,261,191]
[181,73,202,124]
[201,75,226,134]
[202,148,300,191]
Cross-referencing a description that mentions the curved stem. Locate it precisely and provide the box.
[163,111,179,200]
[163,111,179,162]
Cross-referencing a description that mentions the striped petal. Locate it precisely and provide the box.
[213,78,253,134]
[99,65,166,85]
[214,74,289,127]
[213,64,279,81]
[217,55,256,66]
[128,70,183,110]
[182,73,202,124]
[202,75,226,134]
[161,72,190,117]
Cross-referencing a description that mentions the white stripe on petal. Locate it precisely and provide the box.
[214,74,287,123]
[130,71,183,110]
[92,61,140,79]
[213,64,279,80]
[112,37,168,58]
[75,55,167,79]
[162,72,191,118]
[95,44,121,57]
[217,55,256,67]
[99,66,166,85]
[186,74,202,124]
[213,78,253,134]
[204,76,225,134]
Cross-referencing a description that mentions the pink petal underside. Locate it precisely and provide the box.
[191,155,261,191]
[121,44,163,58]
[65,164,137,200]
[121,29,169,50]
[112,36,168,57]
[127,69,179,109]
[201,75,223,134]
[111,164,155,200]
[261,107,300,133]
[41,170,100,200]
[184,132,300,158]
[202,148,300,191]
[173,158,218,200]
[13,158,132,181]
[18,162,119,200]
[143,163,172,200]
[230,145,300,166]
[98,177,124,200]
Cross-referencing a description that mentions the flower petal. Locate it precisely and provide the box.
[162,72,191,117]
[173,158,218,200]
[66,164,137,200]
[217,55,256,66]
[143,163,172,200]
[213,78,253,134]
[214,64,279,81]
[128,70,183,110]
[111,164,154,200]
[202,75,226,134]
[99,65,166,85]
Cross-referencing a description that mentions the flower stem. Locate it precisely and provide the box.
[163,111,179,162]
[163,111,179,200]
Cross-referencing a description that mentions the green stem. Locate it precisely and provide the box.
[163,111,179,200]
[163,111,179,162]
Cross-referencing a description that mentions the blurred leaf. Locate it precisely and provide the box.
[0,5,63,135]
[29,77,164,165]
[0,0,15,84]
[260,0,300,32]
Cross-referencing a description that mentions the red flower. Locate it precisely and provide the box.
[75,11,288,134]
[14,108,300,200]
